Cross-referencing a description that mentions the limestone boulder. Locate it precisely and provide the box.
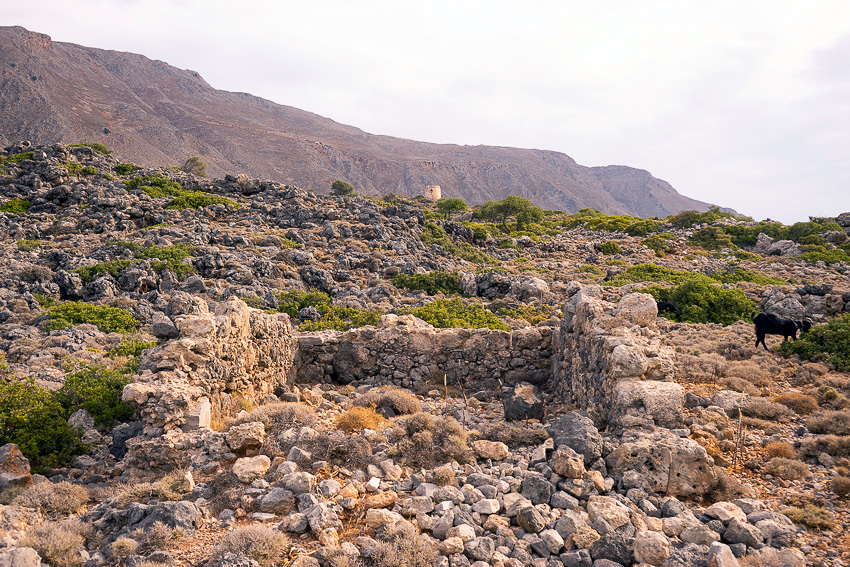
[471,440,510,461]
[606,429,717,498]
[633,530,670,566]
[232,455,271,483]
[615,293,658,327]
[226,421,266,453]
[611,380,685,428]
[0,548,41,567]
[0,444,32,491]
[502,382,543,422]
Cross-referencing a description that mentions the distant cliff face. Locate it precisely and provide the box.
[0,25,714,217]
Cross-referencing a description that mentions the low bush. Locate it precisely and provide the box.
[430,464,456,486]
[108,336,157,358]
[667,206,740,228]
[778,314,850,371]
[391,412,469,468]
[641,233,675,257]
[23,522,85,567]
[165,192,235,209]
[16,239,42,251]
[689,226,736,250]
[494,304,553,325]
[710,268,786,285]
[0,151,34,165]
[806,410,850,436]
[298,304,381,332]
[773,392,819,415]
[113,163,137,175]
[0,377,86,473]
[476,422,550,449]
[276,290,332,318]
[606,264,696,286]
[392,270,463,295]
[12,482,88,515]
[783,503,836,530]
[226,402,316,432]
[399,298,509,331]
[599,241,621,255]
[336,406,385,433]
[73,260,130,283]
[69,142,110,155]
[370,520,439,567]
[741,397,793,421]
[110,537,139,562]
[624,219,662,236]
[763,441,796,460]
[55,365,135,428]
[419,223,498,264]
[62,163,98,176]
[798,435,850,458]
[647,280,756,326]
[212,525,290,566]
[832,476,850,498]
[0,198,32,214]
[578,264,603,277]
[45,301,139,334]
[354,387,422,415]
[764,457,809,480]
[130,521,175,552]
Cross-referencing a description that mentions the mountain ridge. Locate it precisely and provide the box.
[0,25,715,217]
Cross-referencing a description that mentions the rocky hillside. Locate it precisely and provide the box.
[0,25,715,218]
[1,142,850,567]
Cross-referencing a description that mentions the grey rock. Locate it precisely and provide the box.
[521,475,554,505]
[464,537,495,562]
[503,382,544,421]
[588,532,633,565]
[546,412,603,464]
[516,506,547,534]
[0,547,41,567]
[722,518,764,548]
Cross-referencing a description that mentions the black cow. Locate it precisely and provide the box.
[656,301,680,318]
[753,313,812,351]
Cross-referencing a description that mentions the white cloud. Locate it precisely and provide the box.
[6,0,850,222]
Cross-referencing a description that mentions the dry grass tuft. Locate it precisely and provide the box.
[741,398,793,421]
[720,376,759,396]
[336,406,385,433]
[210,525,290,567]
[475,422,550,449]
[783,503,836,530]
[390,412,470,468]
[764,457,810,480]
[13,481,88,515]
[773,392,819,415]
[226,402,316,432]
[763,441,796,460]
[130,521,175,551]
[798,435,850,459]
[430,464,456,487]
[354,387,422,415]
[705,470,753,503]
[725,360,772,387]
[807,410,850,435]
[832,476,850,498]
[23,522,85,567]
[110,536,139,561]
[370,520,438,567]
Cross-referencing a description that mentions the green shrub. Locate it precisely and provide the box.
[667,205,740,228]
[62,163,97,176]
[578,264,604,277]
[108,336,157,358]
[710,268,785,285]
[436,198,468,218]
[606,263,696,286]
[798,245,850,264]
[646,280,756,325]
[599,241,621,255]
[689,226,736,250]
[0,152,34,165]
[180,156,207,177]
[494,304,552,324]
[0,199,32,214]
[16,239,42,251]
[778,314,850,371]
[276,290,332,318]
[298,305,381,332]
[280,237,300,249]
[0,377,86,473]
[420,223,498,264]
[625,219,661,236]
[165,192,235,210]
[113,163,138,175]
[56,365,135,428]
[73,260,131,283]
[45,301,139,334]
[641,233,676,257]
[331,179,355,196]
[69,142,110,155]
[392,271,463,295]
[784,503,836,530]
[399,298,509,331]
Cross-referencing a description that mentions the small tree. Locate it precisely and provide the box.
[436,198,468,219]
[331,179,355,196]
[181,156,208,177]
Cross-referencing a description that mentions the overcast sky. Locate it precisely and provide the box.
[6,1,850,223]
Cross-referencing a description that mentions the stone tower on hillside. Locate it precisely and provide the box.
[425,185,441,200]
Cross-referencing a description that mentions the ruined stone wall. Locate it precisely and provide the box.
[552,285,683,430]
[123,297,297,434]
[292,314,553,393]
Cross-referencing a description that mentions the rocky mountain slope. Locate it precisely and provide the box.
[1,142,849,567]
[0,25,714,218]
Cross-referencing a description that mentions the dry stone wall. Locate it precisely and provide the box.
[292,314,553,393]
[552,285,682,430]
[122,296,297,435]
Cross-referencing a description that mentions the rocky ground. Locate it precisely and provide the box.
[0,142,849,567]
